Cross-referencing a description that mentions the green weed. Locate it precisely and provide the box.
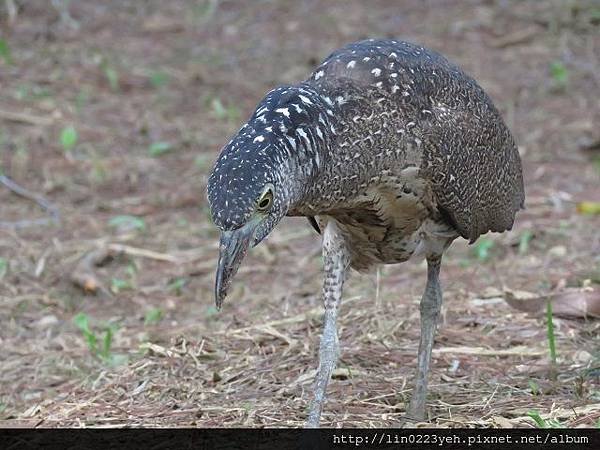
[528,379,540,396]
[144,307,163,325]
[549,60,568,90]
[0,258,7,280]
[593,156,600,176]
[518,230,534,255]
[60,125,78,152]
[0,38,13,65]
[108,215,146,232]
[472,237,494,261]
[109,261,137,294]
[110,278,132,294]
[73,313,126,366]
[101,62,119,91]
[167,277,187,295]
[209,97,240,123]
[527,410,562,428]
[148,141,173,157]
[546,299,557,378]
[14,84,51,101]
[149,71,169,88]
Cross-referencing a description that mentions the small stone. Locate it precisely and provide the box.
[548,245,567,257]
[36,315,59,329]
[574,350,593,363]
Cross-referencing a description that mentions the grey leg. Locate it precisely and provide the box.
[408,256,443,421]
[306,221,349,428]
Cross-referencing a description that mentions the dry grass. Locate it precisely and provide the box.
[0,0,599,428]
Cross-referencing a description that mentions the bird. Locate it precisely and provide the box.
[207,38,524,427]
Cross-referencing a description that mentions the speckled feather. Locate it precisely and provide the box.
[207,39,524,270]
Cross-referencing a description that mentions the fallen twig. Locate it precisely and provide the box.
[0,174,60,229]
[490,26,540,48]
[0,109,54,126]
[219,296,362,335]
[432,345,545,356]
[107,243,181,263]
[70,243,186,295]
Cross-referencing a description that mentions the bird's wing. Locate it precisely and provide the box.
[422,120,525,244]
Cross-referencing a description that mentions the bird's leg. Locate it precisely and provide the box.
[306,221,349,428]
[408,256,443,421]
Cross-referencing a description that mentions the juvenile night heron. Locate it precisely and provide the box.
[207,39,524,427]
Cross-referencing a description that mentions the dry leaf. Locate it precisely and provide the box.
[504,288,600,319]
[142,16,184,33]
[577,201,600,215]
[70,248,112,296]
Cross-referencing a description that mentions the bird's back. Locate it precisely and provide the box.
[300,39,524,251]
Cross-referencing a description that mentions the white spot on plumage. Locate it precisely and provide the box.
[298,94,313,105]
[253,135,264,143]
[346,60,356,69]
[275,107,290,117]
[297,128,308,140]
[371,68,382,77]
[314,70,324,80]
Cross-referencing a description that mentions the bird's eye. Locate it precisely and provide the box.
[257,188,273,211]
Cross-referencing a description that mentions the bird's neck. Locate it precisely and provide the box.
[248,84,341,210]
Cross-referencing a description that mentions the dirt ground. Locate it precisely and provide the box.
[0,0,599,428]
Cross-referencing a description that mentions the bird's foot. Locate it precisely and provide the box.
[407,396,427,423]
[305,407,322,428]
[407,403,425,421]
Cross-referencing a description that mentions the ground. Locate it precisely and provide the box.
[0,0,599,428]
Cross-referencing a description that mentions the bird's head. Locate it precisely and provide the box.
[207,144,288,308]
[207,85,329,308]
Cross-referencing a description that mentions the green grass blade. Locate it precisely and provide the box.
[546,299,557,380]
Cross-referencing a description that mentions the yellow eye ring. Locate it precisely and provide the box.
[257,188,273,211]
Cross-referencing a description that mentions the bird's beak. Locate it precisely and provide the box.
[215,216,261,309]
